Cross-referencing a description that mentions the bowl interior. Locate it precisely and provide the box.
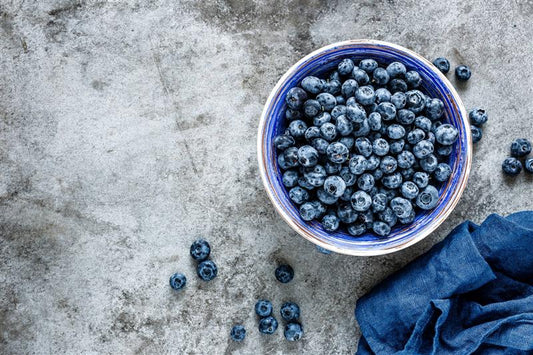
[259,41,471,255]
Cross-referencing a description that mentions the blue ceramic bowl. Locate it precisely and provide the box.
[257,40,472,256]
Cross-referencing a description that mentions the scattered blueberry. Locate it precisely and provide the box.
[190,239,211,261]
[455,65,471,81]
[255,299,273,317]
[284,323,303,341]
[169,273,186,291]
[432,57,450,74]
[469,108,488,126]
[275,265,294,283]
[280,302,300,322]
[524,158,533,174]
[510,138,532,158]
[259,316,279,335]
[471,126,482,144]
[231,325,246,342]
[502,157,522,176]
[197,260,218,281]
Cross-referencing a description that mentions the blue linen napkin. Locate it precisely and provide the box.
[355,211,533,354]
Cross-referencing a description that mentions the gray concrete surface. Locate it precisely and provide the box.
[0,0,532,353]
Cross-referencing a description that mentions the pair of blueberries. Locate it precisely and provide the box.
[432,57,471,81]
[502,139,533,175]
[169,239,218,292]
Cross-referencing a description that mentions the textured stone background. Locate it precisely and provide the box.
[1,0,532,354]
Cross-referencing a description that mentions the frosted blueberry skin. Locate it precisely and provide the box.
[169,273,186,291]
[455,65,471,81]
[502,157,522,176]
[284,323,303,341]
[258,316,278,335]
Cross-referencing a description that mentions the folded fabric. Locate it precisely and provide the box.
[355,211,533,355]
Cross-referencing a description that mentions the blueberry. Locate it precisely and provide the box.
[378,207,398,226]
[405,70,422,88]
[324,80,342,95]
[322,214,340,231]
[197,260,218,281]
[169,273,186,291]
[285,108,302,121]
[301,76,323,94]
[353,119,370,137]
[311,138,329,154]
[303,164,327,187]
[389,139,405,154]
[351,190,372,212]
[255,299,273,317]
[326,142,349,164]
[297,177,315,191]
[375,88,391,103]
[331,105,347,119]
[405,90,426,114]
[431,121,442,133]
[297,145,319,167]
[317,93,337,111]
[339,136,355,150]
[190,239,211,261]
[323,175,346,197]
[379,188,398,202]
[525,158,533,174]
[349,155,367,175]
[510,138,532,158]
[346,104,367,123]
[437,144,454,156]
[329,70,340,81]
[340,186,355,201]
[413,171,430,188]
[316,245,332,254]
[386,62,406,78]
[337,202,358,223]
[469,108,488,126]
[320,122,337,141]
[317,188,338,205]
[280,302,300,322]
[340,166,357,186]
[347,223,367,236]
[352,68,370,85]
[425,98,444,120]
[382,172,403,189]
[303,99,321,118]
[390,92,406,109]
[335,115,354,136]
[304,126,320,141]
[405,128,424,145]
[400,181,419,199]
[389,78,408,93]
[373,221,391,237]
[359,58,378,73]
[434,163,452,181]
[275,264,294,283]
[433,57,450,74]
[426,131,436,144]
[413,140,434,159]
[371,193,387,212]
[380,156,398,174]
[230,325,246,342]
[259,316,279,335]
[502,157,522,176]
[455,65,471,81]
[397,150,415,168]
[390,197,413,219]
[397,109,415,125]
[290,186,310,204]
[310,200,326,218]
[341,79,359,98]
[288,120,308,138]
[435,124,459,145]
[274,134,295,150]
[282,170,299,188]
[313,112,331,127]
[420,154,438,172]
[376,102,397,121]
[373,67,390,85]
[285,87,308,110]
[372,169,384,181]
[346,96,356,106]
[355,173,374,192]
[325,161,342,175]
[355,137,373,157]
[355,86,376,106]
[387,124,406,139]
[338,58,355,76]
[335,95,345,105]
[416,185,439,210]
[284,323,303,341]
[415,116,432,132]
[277,153,292,170]
[366,155,381,170]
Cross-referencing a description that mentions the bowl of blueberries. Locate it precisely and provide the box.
[257,40,472,256]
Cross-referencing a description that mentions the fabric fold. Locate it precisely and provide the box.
[355,212,533,355]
